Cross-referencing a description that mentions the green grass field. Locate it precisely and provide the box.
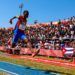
[0,71,9,75]
[0,52,75,75]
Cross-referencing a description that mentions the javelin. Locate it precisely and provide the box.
[19,0,28,15]
[19,3,24,15]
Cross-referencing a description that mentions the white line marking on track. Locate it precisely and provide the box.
[0,68,18,75]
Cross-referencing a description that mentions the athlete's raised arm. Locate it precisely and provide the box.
[9,16,19,24]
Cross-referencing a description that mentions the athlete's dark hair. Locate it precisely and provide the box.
[23,10,29,18]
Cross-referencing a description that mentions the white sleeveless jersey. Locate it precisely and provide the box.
[19,23,26,31]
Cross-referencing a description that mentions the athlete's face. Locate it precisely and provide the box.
[23,12,28,18]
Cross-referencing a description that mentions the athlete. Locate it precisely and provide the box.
[9,10,29,47]
[9,10,39,56]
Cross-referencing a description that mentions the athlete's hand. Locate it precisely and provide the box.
[9,19,13,24]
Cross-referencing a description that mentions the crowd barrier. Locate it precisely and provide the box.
[0,46,63,57]
[20,48,63,57]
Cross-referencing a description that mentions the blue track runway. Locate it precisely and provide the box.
[0,61,60,75]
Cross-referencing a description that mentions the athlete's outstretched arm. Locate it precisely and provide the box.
[9,16,18,24]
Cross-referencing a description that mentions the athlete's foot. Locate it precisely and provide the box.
[32,49,40,57]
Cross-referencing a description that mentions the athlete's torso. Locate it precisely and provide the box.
[15,16,27,31]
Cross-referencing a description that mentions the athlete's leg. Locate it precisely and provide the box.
[31,42,40,57]
[11,29,21,54]
[12,28,19,48]
[21,34,33,52]
[21,34,40,57]
[12,33,19,48]
[21,34,32,47]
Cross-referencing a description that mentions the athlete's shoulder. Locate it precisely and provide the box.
[18,15,24,20]
[19,15,23,18]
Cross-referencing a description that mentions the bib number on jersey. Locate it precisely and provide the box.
[19,23,26,30]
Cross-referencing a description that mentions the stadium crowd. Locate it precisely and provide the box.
[0,16,75,50]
